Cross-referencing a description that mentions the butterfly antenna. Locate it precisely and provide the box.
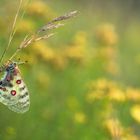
[0,0,30,65]
[17,58,28,65]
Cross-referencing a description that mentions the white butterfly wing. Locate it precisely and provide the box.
[0,67,30,113]
[8,75,30,113]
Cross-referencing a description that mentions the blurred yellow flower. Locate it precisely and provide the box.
[74,31,87,46]
[105,61,119,75]
[96,78,110,90]
[95,23,118,46]
[122,127,139,140]
[16,19,35,33]
[123,134,139,140]
[95,45,119,75]
[95,78,117,91]
[105,117,139,140]
[104,118,123,139]
[64,31,87,63]
[65,46,86,61]
[97,46,117,59]
[74,112,86,124]
[108,88,126,102]
[86,79,128,103]
[32,42,55,61]
[27,1,54,18]
[126,88,140,101]
[86,91,104,103]
[51,54,67,70]
[130,104,140,123]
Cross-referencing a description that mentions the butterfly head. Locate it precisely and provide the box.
[5,59,27,71]
[5,61,17,72]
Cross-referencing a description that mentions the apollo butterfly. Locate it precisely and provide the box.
[0,61,30,113]
[0,0,77,113]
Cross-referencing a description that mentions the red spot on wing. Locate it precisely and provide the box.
[11,90,16,96]
[16,80,21,84]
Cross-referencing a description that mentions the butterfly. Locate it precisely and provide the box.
[0,61,30,113]
[0,0,77,113]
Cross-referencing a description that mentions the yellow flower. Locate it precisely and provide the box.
[74,31,87,46]
[27,1,54,18]
[97,46,117,59]
[86,79,127,102]
[65,46,86,60]
[105,118,139,140]
[16,19,35,33]
[105,61,119,75]
[96,78,109,90]
[33,42,67,70]
[32,42,55,61]
[51,54,67,70]
[122,127,139,140]
[86,91,104,103]
[86,79,118,93]
[126,88,140,101]
[108,88,126,102]
[123,134,139,140]
[74,112,86,124]
[130,104,140,123]
[95,23,118,46]
[104,118,123,139]
[64,31,87,63]
[95,78,117,91]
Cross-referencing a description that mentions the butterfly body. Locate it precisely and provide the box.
[0,61,30,113]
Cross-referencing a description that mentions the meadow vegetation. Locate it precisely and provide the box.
[0,0,140,139]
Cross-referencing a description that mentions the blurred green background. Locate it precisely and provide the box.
[0,0,140,139]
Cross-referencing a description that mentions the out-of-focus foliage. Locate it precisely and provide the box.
[0,0,140,140]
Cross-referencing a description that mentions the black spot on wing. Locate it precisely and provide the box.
[20,92,28,99]
[19,86,25,91]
